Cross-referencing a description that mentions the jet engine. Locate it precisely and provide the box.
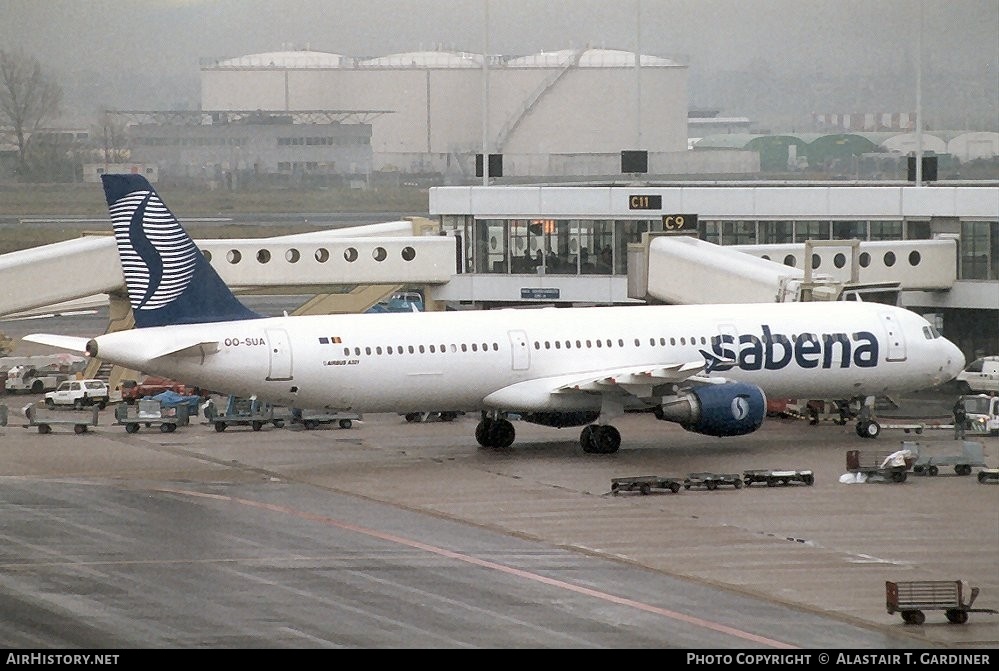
[655,382,766,437]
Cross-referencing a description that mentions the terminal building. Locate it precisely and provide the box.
[0,183,996,381]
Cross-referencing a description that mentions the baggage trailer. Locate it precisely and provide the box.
[742,469,815,487]
[846,448,914,483]
[288,408,361,430]
[978,467,999,484]
[204,396,285,432]
[114,399,190,434]
[909,440,987,477]
[886,580,998,625]
[683,472,743,490]
[610,475,683,495]
[22,404,100,434]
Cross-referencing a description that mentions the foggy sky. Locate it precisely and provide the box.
[2,0,997,131]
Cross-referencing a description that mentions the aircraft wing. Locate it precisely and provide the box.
[483,360,709,408]
[21,333,92,354]
[554,360,708,398]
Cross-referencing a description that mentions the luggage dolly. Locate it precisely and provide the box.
[22,404,100,434]
[886,580,998,625]
[742,469,815,487]
[683,472,743,491]
[610,475,683,495]
[978,467,999,484]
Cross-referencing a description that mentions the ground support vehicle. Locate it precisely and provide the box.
[977,467,999,483]
[114,399,190,433]
[5,365,69,395]
[909,440,987,477]
[610,475,684,495]
[288,408,361,430]
[118,376,197,405]
[742,469,814,487]
[683,472,744,490]
[886,580,998,625]
[846,449,914,483]
[204,395,285,432]
[958,393,999,437]
[22,404,100,434]
[44,379,111,410]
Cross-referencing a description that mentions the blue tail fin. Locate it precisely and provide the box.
[102,174,262,328]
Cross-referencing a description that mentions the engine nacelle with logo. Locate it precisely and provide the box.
[655,382,766,437]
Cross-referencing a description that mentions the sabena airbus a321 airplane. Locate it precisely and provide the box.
[25,175,965,453]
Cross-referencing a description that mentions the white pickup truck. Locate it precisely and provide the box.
[44,379,111,409]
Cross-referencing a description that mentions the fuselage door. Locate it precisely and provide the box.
[508,330,530,371]
[265,328,293,380]
[877,311,907,362]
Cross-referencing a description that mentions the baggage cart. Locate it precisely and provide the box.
[846,448,914,483]
[288,408,361,430]
[886,580,998,625]
[742,469,815,487]
[610,475,683,495]
[683,472,743,490]
[22,403,100,434]
[204,396,285,432]
[977,467,999,484]
[114,399,190,433]
[910,440,987,477]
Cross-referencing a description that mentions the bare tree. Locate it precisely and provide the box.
[0,49,63,179]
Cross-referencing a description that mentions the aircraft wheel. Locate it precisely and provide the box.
[475,419,493,447]
[593,425,621,454]
[125,423,139,434]
[338,419,352,429]
[580,425,597,453]
[214,421,227,433]
[488,419,515,448]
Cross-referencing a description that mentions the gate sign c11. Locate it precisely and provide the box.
[662,214,698,232]
[628,195,661,210]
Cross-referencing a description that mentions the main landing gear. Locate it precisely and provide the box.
[580,424,621,454]
[474,413,623,453]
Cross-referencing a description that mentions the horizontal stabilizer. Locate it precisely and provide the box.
[21,333,91,354]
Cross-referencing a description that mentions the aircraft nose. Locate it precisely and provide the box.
[942,339,966,382]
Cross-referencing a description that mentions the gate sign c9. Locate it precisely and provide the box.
[662,214,698,232]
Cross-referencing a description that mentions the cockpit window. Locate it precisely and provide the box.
[922,325,942,340]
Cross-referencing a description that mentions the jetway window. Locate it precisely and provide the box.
[373,247,387,262]
[402,246,416,261]
[344,248,358,262]
[859,252,871,267]
[812,254,821,269]
[226,250,242,264]
[256,249,271,264]
[908,251,921,266]
[783,255,796,267]
[315,249,330,263]
[202,250,213,262]
[834,253,847,269]
[286,249,300,263]
[884,252,897,267]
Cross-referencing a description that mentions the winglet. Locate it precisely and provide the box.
[102,174,262,328]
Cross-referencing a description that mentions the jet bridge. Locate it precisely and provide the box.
[0,219,456,319]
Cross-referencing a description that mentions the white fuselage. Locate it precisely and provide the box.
[90,302,965,413]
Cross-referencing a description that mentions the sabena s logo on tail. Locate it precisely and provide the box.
[102,174,261,328]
